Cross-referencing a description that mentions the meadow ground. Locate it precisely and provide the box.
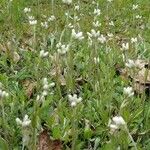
[0,0,150,149]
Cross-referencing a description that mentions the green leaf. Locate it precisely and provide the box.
[0,137,9,150]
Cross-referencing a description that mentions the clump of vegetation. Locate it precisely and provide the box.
[0,0,150,149]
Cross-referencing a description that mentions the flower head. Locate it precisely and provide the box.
[125,59,135,68]
[62,0,72,5]
[108,116,126,133]
[16,115,31,127]
[72,29,84,41]
[68,94,82,107]
[123,87,134,97]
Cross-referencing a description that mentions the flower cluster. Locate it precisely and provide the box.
[71,29,84,41]
[40,50,49,58]
[68,94,82,107]
[16,114,31,127]
[16,115,31,146]
[123,87,134,97]
[56,42,69,54]
[28,16,37,25]
[87,29,106,44]
[0,83,9,99]
[62,0,72,5]
[108,116,126,133]
[36,78,55,103]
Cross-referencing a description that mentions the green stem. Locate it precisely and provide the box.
[125,126,138,150]
[71,108,77,150]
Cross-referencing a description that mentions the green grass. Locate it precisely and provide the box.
[0,0,150,149]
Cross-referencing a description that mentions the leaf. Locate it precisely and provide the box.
[0,137,9,150]
[38,129,62,150]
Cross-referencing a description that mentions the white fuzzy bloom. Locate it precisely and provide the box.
[40,50,49,58]
[42,90,48,96]
[16,115,31,127]
[41,21,48,29]
[109,21,114,26]
[92,21,101,27]
[68,94,82,107]
[94,57,100,64]
[108,116,126,133]
[0,89,9,98]
[57,43,69,54]
[68,23,74,29]
[122,43,129,50]
[135,15,142,19]
[72,29,84,41]
[125,59,135,68]
[29,20,37,25]
[24,7,31,13]
[49,82,55,88]
[28,16,37,25]
[94,8,101,16]
[132,4,138,10]
[74,5,80,11]
[74,16,80,22]
[131,37,137,43]
[123,87,134,97]
[43,78,48,85]
[98,34,106,43]
[107,0,113,2]
[62,0,72,5]
[28,16,34,20]
[87,29,100,38]
[48,15,56,22]
[112,116,126,126]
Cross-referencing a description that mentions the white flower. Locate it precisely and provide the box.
[132,4,138,10]
[92,21,101,27]
[94,57,100,64]
[73,16,80,22]
[57,43,69,54]
[48,15,56,22]
[112,116,126,126]
[40,50,49,58]
[98,34,106,43]
[72,29,84,41]
[123,87,134,97]
[42,90,48,96]
[68,94,82,107]
[74,5,79,11]
[108,116,126,133]
[131,37,137,43]
[29,20,37,25]
[107,33,114,38]
[125,59,135,68]
[28,16,37,25]
[62,0,72,5]
[135,15,142,19]
[94,8,101,16]
[28,16,34,20]
[24,7,31,13]
[109,21,114,26]
[43,78,48,85]
[107,0,113,2]
[122,42,129,50]
[49,82,55,88]
[41,21,48,29]
[16,115,31,127]
[87,29,100,38]
[0,89,9,98]
[68,23,74,29]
